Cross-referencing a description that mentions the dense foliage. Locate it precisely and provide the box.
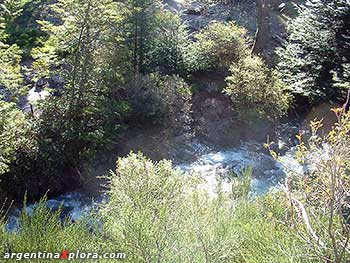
[0,200,99,262]
[100,153,308,262]
[32,0,129,167]
[0,0,194,200]
[278,0,350,102]
[0,0,26,100]
[0,101,36,176]
[0,154,307,262]
[127,73,192,128]
[224,55,290,121]
[0,45,23,100]
[186,21,249,72]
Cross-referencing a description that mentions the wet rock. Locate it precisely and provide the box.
[248,155,279,178]
[223,152,279,178]
[36,78,46,87]
[269,140,289,155]
[24,205,35,216]
[256,155,278,171]
[277,124,301,150]
[267,169,285,179]
[59,206,74,220]
[241,142,266,153]
[223,160,241,171]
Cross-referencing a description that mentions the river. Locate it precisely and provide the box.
[5,119,306,232]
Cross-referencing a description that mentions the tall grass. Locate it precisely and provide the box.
[0,152,342,262]
[0,199,101,263]
[99,153,318,262]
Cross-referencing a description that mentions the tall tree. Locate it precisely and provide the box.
[118,0,188,76]
[278,0,350,102]
[32,0,128,166]
[117,0,162,76]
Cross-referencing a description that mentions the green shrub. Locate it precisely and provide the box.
[0,199,100,263]
[276,110,350,263]
[148,11,189,76]
[100,153,315,262]
[127,74,192,128]
[224,55,291,121]
[0,152,329,262]
[100,153,196,262]
[186,21,249,73]
[232,196,318,263]
[0,101,37,177]
[0,43,25,100]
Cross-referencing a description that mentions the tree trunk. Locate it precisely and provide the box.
[252,0,271,55]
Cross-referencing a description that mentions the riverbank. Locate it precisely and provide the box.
[6,98,341,232]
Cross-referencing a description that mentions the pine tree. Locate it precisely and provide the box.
[117,0,188,76]
[278,0,350,102]
[122,0,162,75]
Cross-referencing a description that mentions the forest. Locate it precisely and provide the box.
[0,0,350,262]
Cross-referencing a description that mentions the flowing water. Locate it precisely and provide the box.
[5,122,306,232]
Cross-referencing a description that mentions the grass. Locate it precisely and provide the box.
[0,153,330,262]
[0,199,101,263]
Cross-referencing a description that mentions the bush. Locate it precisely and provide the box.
[1,151,331,262]
[0,199,100,263]
[100,153,196,262]
[0,43,25,100]
[100,153,314,262]
[272,109,350,263]
[0,101,37,177]
[224,55,291,121]
[127,73,192,129]
[231,195,317,263]
[186,21,249,73]
[147,11,189,76]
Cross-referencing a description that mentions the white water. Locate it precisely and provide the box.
[178,143,302,196]
[5,136,304,232]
